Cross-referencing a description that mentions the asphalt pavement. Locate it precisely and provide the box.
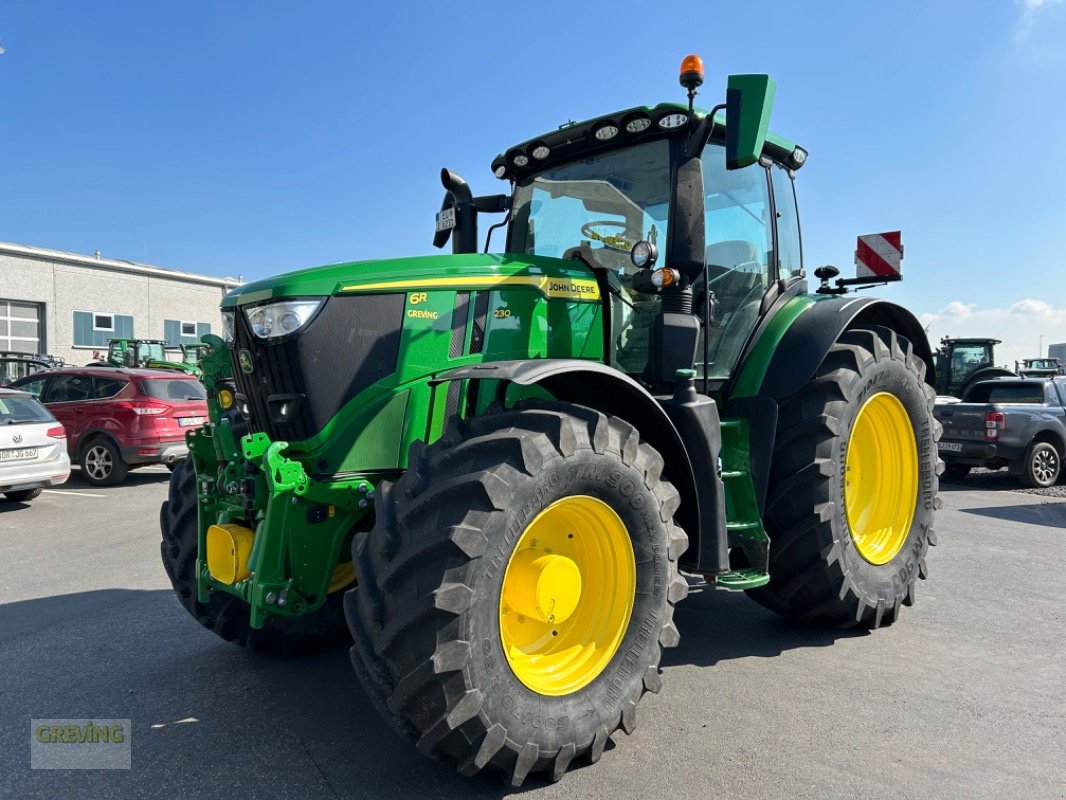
[1,466,1063,800]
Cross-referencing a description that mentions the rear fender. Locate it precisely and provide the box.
[730,296,935,511]
[756,296,934,400]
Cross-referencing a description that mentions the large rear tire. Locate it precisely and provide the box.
[748,328,940,628]
[346,402,688,785]
[159,458,352,654]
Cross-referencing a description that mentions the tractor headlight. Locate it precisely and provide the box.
[631,240,658,269]
[221,310,236,344]
[789,146,808,170]
[245,300,323,339]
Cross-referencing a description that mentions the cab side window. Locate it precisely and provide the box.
[698,143,774,379]
[771,165,802,280]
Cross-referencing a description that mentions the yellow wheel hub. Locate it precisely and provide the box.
[500,495,635,696]
[845,392,919,565]
[327,562,356,594]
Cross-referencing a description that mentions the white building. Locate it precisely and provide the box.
[0,241,238,365]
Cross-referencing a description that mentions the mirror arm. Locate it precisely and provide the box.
[689,103,726,158]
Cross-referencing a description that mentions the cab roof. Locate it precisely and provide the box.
[491,102,803,183]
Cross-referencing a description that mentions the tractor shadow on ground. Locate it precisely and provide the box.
[959,502,1066,529]
[1,588,584,798]
[663,587,867,669]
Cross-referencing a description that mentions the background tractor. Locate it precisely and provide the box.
[89,337,203,377]
[161,56,941,786]
[1016,357,1063,378]
[932,336,1014,398]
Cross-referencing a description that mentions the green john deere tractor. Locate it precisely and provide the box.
[92,338,203,378]
[161,56,941,785]
[932,336,1014,398]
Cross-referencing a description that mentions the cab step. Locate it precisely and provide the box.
[713,568,770,591]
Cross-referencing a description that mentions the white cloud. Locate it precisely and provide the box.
[919,298,1066,368]
[1014,0,1065,40]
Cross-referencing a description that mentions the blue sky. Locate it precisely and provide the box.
[2,0,1064,365]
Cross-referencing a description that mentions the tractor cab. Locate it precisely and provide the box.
[1016,358,1062,378]
[104,338,168,368]
[179,343,209,366]
[0,352,53,385]
[436,62,806,393]
[934,336,1014,397]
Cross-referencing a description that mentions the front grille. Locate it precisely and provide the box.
[231,294,404,441]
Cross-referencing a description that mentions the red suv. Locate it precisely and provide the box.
[11,367,208,485]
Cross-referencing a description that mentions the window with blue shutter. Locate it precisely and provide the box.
[164,319,212,346]
[73,311,134,347]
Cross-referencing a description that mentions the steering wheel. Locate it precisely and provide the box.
[580,220,634,253]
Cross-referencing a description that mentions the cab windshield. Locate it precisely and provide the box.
[142,343,166,361]
[508,139,671,266]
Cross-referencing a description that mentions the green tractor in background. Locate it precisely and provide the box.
[932,336,1014,398]
[91,337,203,378]
[161,56,941,785]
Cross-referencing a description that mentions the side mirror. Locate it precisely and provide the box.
[725,74,776,170]
[432,169,510,254]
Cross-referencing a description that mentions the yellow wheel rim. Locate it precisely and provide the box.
[845,392,918,565]
[327,562,356,594]
[499,495,636,696]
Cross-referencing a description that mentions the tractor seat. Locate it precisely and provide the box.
[698,240,764,300]
[707,240,759,271]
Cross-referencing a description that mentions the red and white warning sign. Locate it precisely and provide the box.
[855,231,903,279]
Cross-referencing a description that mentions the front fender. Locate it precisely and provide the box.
[432,359,704,567]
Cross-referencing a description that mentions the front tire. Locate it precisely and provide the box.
[159,458,351,653]
[748,328,940,628]
[346,402,688,785]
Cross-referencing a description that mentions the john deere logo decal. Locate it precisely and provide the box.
[238,349,254,374]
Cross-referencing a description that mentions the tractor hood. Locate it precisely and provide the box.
[221,253,601,308]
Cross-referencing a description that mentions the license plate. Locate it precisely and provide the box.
[938,442,963,452]
[435,207,456,232]
[0,447,38,461]
[179,417,205,427]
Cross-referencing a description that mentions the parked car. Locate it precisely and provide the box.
[0,387,71,502]
[933,376,1066,487]
[10,367,208,486]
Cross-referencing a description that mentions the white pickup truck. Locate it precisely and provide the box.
[933,377,1066,487]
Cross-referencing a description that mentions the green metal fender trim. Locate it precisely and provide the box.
[736,295,934,403]
[726,294,935,514]
[431,359,707,568]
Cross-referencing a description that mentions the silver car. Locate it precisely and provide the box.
[0,387,71,502]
